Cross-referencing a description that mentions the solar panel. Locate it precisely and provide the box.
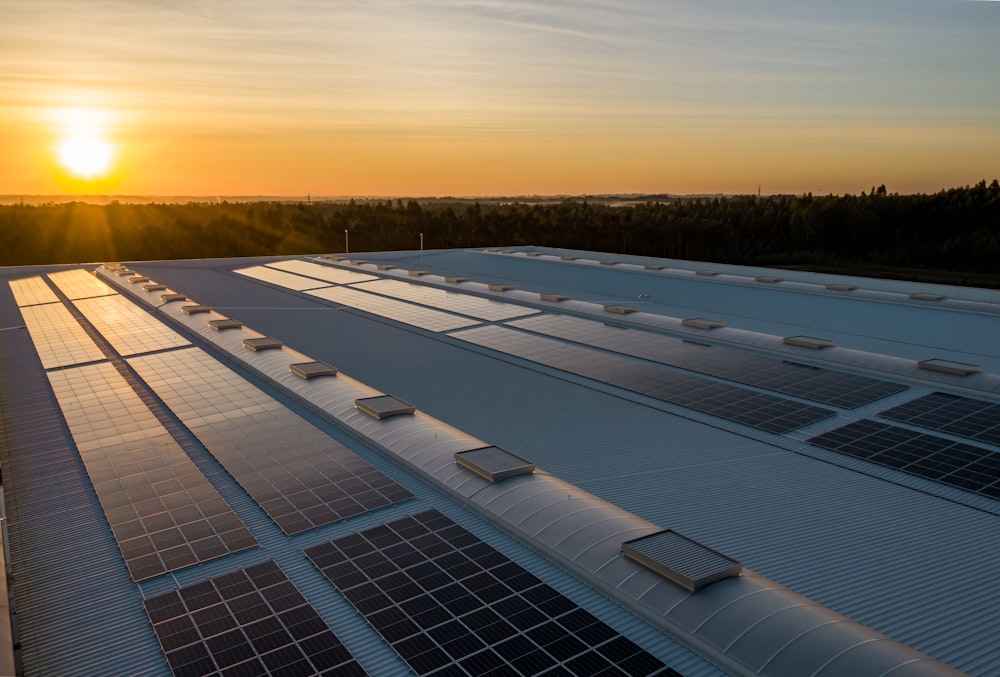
[507,314,905,409]
[881,393,1000,447]
[304,510,670,676]
[354,278,538,321]
[306,286,480,333]
[144,560,364,676]
[9,276,60,307]
[47,268,118,300]
[47,362,257,581]
[128,348,413,534]
[19,302,106,369]
[73,294,191,357]
[266,258,378,284]
[809,419,1000,499]
[232,265,331,291]
[454,325,834,434]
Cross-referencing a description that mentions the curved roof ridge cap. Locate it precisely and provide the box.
[721,601,813,652]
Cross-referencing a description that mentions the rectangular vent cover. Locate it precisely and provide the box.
[783,335,836,350]
[488,284,515,291]
[159,293,186,302]
[455,446,535,482]
[755,276,783,283]
[682,318,725,330]
[142,283,166,292]
[644,264,664,270]
[918,358,981,376]
[181,304,210,314]
[243,337,283,351]
[603,305,639,315]
[695,270,718,276]
[622,530,742,592]
[540,293,571,302]
[290,361,338,379]
[209,318,243,330]
[826,283,857,292]
[445,276,469,283]
[910,292,945,301]
[355,395,416,420]
[408,270,430,276]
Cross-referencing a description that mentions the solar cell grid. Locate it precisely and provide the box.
[9,275,60,307]
[19,302,107,369]
[304,509,671,677]
[507,314,906,409]
[810,419,1000,499]
[47,268,119,300]
[266,258,378,284]
[454,325,834,434]
[47,362,256,581]
[306,286,481,332]
[355,278,539,322]
[881,392,1000,447]
[144,560,365,677]
[73,294,190,356]
[232,265,332,291]
[129,348,412,534]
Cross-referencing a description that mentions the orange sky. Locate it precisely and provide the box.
[2,1,999,197]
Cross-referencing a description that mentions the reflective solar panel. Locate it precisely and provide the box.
[454,325,834,433]
[306,286,481,333]
[47,268,119,300]
[881,393,1000,447]
[232,265,331,291]
[20,302,106,369]
[47,362,257,581]
[507,314,905,409]
[267,258,378,284]
[144,560,364,676]
[809,419,1000,499]
[129,348,413,534]
[9,276,60,307]
[305,510,671,676]
[355,279,538,321]
[73,294,190,356]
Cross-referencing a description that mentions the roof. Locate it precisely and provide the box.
[2,246,998,676]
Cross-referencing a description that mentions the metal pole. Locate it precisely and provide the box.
[344,229,349,256]
[420,233,423,265]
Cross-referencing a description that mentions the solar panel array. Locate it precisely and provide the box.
[19,302,107,369]
[47,362,257,581]
[266,259,378,285]
[307,286,481,333]
[233,265,330,291]
[881,392,1000,447]
[809,419,1000,499]
[305,510,672,677]
[129,348,413,534]
[47,268,119,300]
[355,279,538,322]
[74,294,191,356]
[144,560,364,677]
[9,275,60,307]
[453,325,834,433]
[508,314,905,409]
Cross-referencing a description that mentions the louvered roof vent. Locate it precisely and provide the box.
[182,304,211,315]
[918,358,981,376]
[683,318,725,329]
[290,361,338,379]
[783,335,835,349]
[160,293,187,303]
[355,395,416,420]
[540,293,571,302]
[603,305,639,315]
[455,446,535,482]
[622,530,742,592]
[143,283,166,292]
[209,318,243,330]
[243,337,283,351]
[488,284,515,292]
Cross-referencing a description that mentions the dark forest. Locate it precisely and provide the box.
[3,180,999,287]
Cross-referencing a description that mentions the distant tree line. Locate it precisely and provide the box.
[2,180,999,287]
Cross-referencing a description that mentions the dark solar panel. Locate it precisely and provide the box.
[304,509,672,677]
[809,419,1000,499]
[881,392,1000,447]
[506,315,906,409]
[454,326,834,434]
[144,560,365,676]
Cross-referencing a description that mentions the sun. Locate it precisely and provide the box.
[57,133,114,179]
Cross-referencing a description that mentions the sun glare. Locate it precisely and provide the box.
[51,107,118,181]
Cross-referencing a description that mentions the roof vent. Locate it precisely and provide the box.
[243,337,283,351]
[526,252,543,257]
[290,361,338,379]
[783,335,835,349]
[695,270,718,276]
[182,304,211,315]
[826,283,856,292]
[918,358,981,376]
[209,318,243,330]
[377,264,395,271]
[910,292,945,301]
[128,275,150,283]
[445,276,469,283]
[103,262,124,271]
[349,259,368,266]
[560,255,577,261]
[622,530,742,592]
[408,270,430,277]
[114,269,135,276]
[603,305,639,315]
[683,318,725,329]
[500,250,515,254]
[644,264,664,270]
[600,260,619,266]
[160,293,187,303]
[355,395,416,420]
[455,446,535,482]
[540,293,571,302]
[488,284,515,292]
[755,276,783,283]
[143,283,166,292]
